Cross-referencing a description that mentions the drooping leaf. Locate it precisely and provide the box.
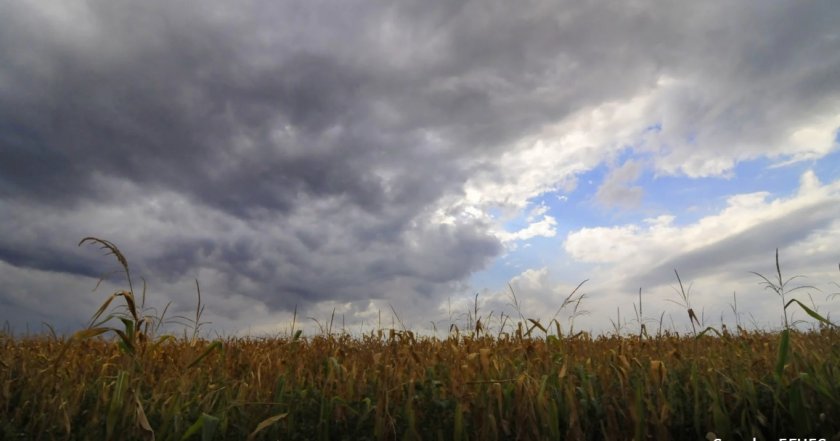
[247,413,288,441]
[784,298,836,327]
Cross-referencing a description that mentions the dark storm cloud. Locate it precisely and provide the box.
[0,244,100,278]
[3,1,836,207]
[0,19,376,211]
[1,0,839,331]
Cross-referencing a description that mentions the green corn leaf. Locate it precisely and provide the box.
[153,334,176,348]
[181,413,220,441]
[784,298,836,327]
[119,317,135,338]
[187,340,223,369]
[695,326,722,339]
[112,329,135,355]
[72,327,112,340]
[107,370,129,440]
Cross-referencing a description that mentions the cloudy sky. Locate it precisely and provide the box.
[2,1,839,337]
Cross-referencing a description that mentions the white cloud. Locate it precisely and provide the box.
[527,201,550,221]
[567,170,839,267]
[496,215,558,244]
[460,90,656,213]
[560,170,840,333]
[442,62,839,233]
[434,90,659,246]
[596,160,644,209]
[641,76,840,178]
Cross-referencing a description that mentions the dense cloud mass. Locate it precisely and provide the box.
[1,1,839,334]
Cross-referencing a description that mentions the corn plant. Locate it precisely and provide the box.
[667,269,701,337]
[749,248,834,330]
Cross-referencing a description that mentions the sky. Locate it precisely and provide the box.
[1,1,839,338]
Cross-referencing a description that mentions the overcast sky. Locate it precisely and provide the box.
[2,1,839,337]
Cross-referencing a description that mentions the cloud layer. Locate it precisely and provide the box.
[1,1,838,334]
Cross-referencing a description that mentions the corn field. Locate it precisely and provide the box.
[1,238,838,440]
[2,326,839,440]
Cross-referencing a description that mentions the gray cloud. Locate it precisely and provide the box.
[1,0,838,333]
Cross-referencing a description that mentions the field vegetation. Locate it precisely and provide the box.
[1,238,838,440]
